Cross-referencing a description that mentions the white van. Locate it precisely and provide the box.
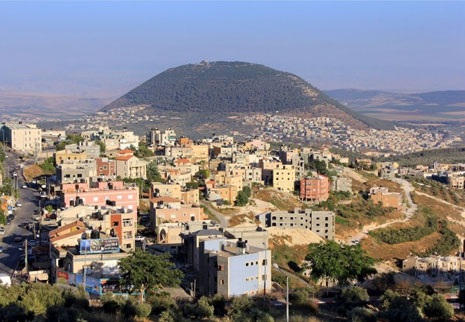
[0,274,11,286]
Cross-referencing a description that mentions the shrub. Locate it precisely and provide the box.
[211,295,226,316]
[147,292,176,314]
[121,299,138,317]
[423,294,454,320]
[349,307,377,322]
[136,302,152,318]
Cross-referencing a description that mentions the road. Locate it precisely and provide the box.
[0,151,35,276]
[347,177,417,244]
[200,200,229,228]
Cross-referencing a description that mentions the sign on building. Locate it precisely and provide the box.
[79,238,120,254]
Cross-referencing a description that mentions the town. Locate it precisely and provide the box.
[0,121,463,321]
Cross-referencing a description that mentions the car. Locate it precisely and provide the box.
[0,227,5,235]
[6,220,11,225]
[0,246,3,253]
[21,185,27,189]
[16,202,22,207]
[4,155,8,159]
[135,235,145,242]
[13,172,17,177]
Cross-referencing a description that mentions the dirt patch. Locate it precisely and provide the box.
[361,232,442,261]
[229,213,256,227]
[254,188,305,210]
[267,228,323,246]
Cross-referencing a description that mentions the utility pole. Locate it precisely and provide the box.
[286,276,289,322]
[24,239,28,275]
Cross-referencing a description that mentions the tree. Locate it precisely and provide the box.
[119,250,183,302]
[423,294,454,320]
[147,161,163,183]
[95,140,106,153]
[235,186,251,207]
[305,241,376,285]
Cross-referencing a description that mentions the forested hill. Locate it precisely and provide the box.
[379,147,465,166]
[102,61,394,130]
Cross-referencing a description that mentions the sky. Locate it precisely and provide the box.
[0,1,464,98]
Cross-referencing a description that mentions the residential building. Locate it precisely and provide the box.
[60,180,139,211]
[0,122,42,154]
[209,185,238,204]
[330,176,352,193]
[369,187,402,209]
[56,160,97,184]
[115,149,147,179]
[256,208,335,240]
[199,239,271,297]
[150,196,205,230]
[272,164,295,192]
[54,149,87,165]
[148,128,176,146]
[65,142,101,159]
[300,175,329,201]
[96,157,116,176]
[402,255,465,275]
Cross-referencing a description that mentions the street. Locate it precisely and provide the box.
[0,151,35,276]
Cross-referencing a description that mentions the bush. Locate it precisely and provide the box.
[339,287,369,309]
[349,307,377,322]
[121,299,138,317]
[211,295,226,316]
[136,302,152,318]
[100,292,124,314]
[423,294,454,320]
[147,292,176,314]
[369,216,437,244]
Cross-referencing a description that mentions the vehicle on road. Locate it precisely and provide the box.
[135,235,145,242]
[16,202,22,207]
[0,227,5,235]
[13,172,17,177]
[6,220,11,225]
[21,185,27,189]
[0,246,3,253]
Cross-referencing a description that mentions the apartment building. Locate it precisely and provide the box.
[330,176,352,193]
[300,175,330,201]
[272,164,295,192]
[148,128,176,146]
[199,239,271,297]
[56,160,97,184]
[60,180,139,211]
[257,208,335,240]
[65,142,101,159]
[54,149,88,165]
[402,255,465,275]
[150,196,205,230]
[115,149,147,179]
[369,186,402,209]
[209,185,238,204]
[96,157,116,176]
[151,182,182,199]
[191,144,209,163]
[259,159,281,185]
[0,122,42,154]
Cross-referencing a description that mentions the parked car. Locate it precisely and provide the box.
[0,246,3,253]
[135,235,145,242]
[21,185,27,189]
[0,227,5,235]
[6,220,11,225]
[16,202,22,207]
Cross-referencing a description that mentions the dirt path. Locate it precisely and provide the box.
[346,177,417,244]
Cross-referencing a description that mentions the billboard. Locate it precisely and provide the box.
[79,238,120,254]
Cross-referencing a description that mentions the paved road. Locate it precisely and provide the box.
[0,152,35,276]
[347,177,417,244]
[200,200,229,228]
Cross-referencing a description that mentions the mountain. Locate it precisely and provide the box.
[325,89,465,121]
[102,61,394,130]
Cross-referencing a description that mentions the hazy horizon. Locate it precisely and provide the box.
[1,1,464,98]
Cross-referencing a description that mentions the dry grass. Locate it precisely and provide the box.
[254,188,305,210]
[23,164,45,181]
[362,232,442,261]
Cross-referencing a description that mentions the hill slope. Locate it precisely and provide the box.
[325,89,465,121]
[102,61,394,130]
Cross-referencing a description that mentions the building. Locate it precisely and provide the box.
[150,196,205,230]
[115,149,147,179]
[256,208,335,240]
[65,142,101,159]
[148,128,176,146]
[54,149,88,165]
[60,180,139,211]
[300,175,330,201]
[0,122,42,154]
[208,185,238,204]
[369,187,402,209]
[56,160,97,184]
[272,164,295,192]
[96,158,117,177]
[330,176,352,193]
[198,239,271,297]
[402,255,465,275]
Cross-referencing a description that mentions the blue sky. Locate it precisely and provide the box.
[0,1,464,97]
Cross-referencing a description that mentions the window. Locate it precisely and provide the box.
[246,263,249,266]
[218,265,225,271]
[112,221,119,227]
[262,259,267,265]
[117,195,123,200]
[220,280,225,285]
[123,219,132,227]
[128,195,133,200]
[93,197,99,202]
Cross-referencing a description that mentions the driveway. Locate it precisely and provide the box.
[200,200,229,228]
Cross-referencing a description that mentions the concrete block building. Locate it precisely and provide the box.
[300,175,330,201]
[0,122,42,154]
[257,208,335,240]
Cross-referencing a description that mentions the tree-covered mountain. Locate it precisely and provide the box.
[102,61,394,130]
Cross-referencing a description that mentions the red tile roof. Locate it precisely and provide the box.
[118,149,134,154]
[116,155,134,161]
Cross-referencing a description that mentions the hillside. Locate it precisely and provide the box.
[378,147,465,166]
[325,89,465,121]
[102,61,394,130]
